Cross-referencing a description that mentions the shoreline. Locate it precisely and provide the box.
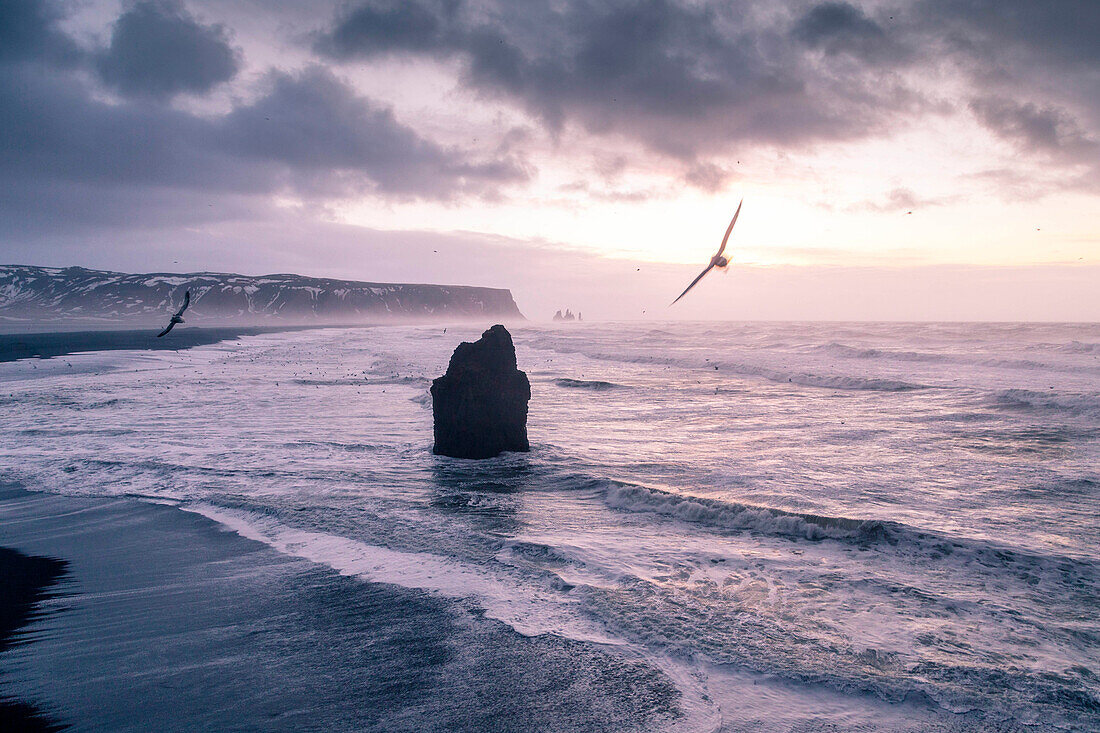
[0,320,525,363]
[0,488,678,732]
[0,326,324,363]
[0,544,67,733]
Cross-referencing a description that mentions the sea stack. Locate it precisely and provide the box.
[431,325,530,459]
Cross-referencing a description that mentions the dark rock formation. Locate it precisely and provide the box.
[552,309,577,322]
[431,325,530,459]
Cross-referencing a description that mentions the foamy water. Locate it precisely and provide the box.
[2,321,1098,731]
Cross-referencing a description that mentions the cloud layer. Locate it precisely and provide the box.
[0,0,1096,319]
[314,0,1098,186]
[0,0,530,239]
[96,0,241,98]
[316,0,924,164]
[4,0,1097,221]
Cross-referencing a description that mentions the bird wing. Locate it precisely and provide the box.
[670,263,715,305]
[157,321,175,338]
[174,290,190,318]
[715,198,743,258]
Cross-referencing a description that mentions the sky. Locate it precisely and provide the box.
[1,0,1097,320]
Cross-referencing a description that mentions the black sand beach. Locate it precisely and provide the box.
[0,541,67,733]
[0,327,312,363]
[0,489,678,732]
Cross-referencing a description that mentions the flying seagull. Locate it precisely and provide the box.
[157,290,190,337]
[671,199,743,305]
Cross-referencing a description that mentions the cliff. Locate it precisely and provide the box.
[0,265,524,327]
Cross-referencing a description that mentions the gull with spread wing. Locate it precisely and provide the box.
[157,290,190,337]
[671,199,742,305]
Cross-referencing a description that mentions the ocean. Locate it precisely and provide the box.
[2,321,1098,731]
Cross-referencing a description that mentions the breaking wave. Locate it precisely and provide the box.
[1057,341,1100,354]
[994,388,1100,418]
[815,342,1070,372]
[554,378,624,391]
[601,480,897,542]
[593,479,1100,586]
[526,339,927,392]
[815,342,942,363]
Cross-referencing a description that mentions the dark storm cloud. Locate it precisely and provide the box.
[95,0,241,98]
[913,0,1099,144]
[315,1,450,59]
[0,1,528,237]
[0,64,230,190]
[967,94,1100,198]
[5,57,520,196]
[0,60,271,237]
[969,97,1096,155]
[792,2,908,63]
[920,0,1100,71]
[908,0,1100,197]
[0,0,80,65]
[314,0,925,167]
[221,66,529,197]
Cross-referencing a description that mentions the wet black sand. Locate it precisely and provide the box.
[0,489,678,732]
[0,327,316,363]
[0,544,67,732]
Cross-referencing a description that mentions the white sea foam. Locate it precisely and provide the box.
[602,481,866,540]
[183,503,624,647]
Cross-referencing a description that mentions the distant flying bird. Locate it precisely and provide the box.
[157,290,190,337]
[671,199,742,305]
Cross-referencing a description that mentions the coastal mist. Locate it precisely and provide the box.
[2,321,1099,731]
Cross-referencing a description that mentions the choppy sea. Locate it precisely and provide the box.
[2,321,1099,731]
